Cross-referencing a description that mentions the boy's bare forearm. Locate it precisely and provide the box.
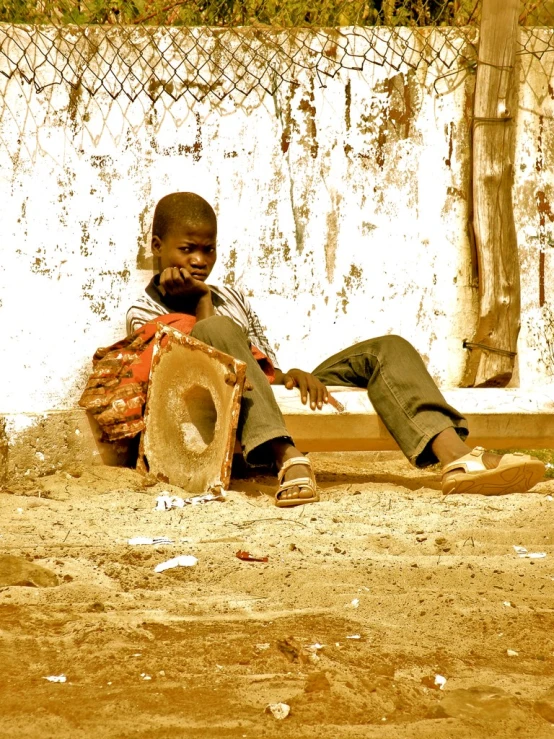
[195,292,215,321]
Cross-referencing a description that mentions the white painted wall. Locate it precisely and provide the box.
[514,39,554,388]
[0,27,553,419]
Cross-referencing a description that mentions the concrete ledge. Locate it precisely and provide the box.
[2,387,554,479]
[273,386,554,452]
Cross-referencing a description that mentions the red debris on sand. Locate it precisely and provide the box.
[236,550,269,562]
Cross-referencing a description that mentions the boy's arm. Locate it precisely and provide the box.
[195,292,215,321]
[159,267,214,320]
[242,293,328,410]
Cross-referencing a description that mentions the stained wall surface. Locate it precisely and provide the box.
[0,27,553,429]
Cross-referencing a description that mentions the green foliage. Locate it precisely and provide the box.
[0,0,483,28]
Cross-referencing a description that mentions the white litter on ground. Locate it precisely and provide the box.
[44,675,66,683]
[154,555,198,573]
[155,495,185,510]
[507,649,519,657]
[128,537,174,546]
[266,703,290,720]
[304,643,325,653]
[155,492,226,510]
[186,492,226,505]
[434,674,447,690]
[513,545,547,559]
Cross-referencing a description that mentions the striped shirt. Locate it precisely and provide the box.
[126,277,280,369]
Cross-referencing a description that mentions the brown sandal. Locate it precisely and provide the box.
[275,456,319,508]
[442,446,545,496]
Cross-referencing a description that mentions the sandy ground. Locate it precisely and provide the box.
[1,452,554,738]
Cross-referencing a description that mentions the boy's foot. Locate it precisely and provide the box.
[277,457,317,503]
[442,446,545,495]
[276,456,319,507]
[271,443,319,506]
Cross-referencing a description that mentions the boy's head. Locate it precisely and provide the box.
[151,192,217,281]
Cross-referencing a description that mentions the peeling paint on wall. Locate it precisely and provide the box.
[223,247,237,286]
[0,27,552,422]
[344,80,352,132]
[380,71,417,139]
[444,122,454,168]
[526,303,554,376]
[297,80,319,159]
[324,190,341,283]
[536,188,554,306]
[512,34,554,388]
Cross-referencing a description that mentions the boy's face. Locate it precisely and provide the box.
[152,221,217,281]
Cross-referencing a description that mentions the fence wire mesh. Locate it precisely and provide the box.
[1,2,553,373]
[0,2,552,110]
[0,1,551,191]
[0,25,481,103]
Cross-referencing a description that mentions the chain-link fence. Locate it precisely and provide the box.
[0,0,552,398]
[0,2,552,110]
[0,26,481,104]
[0,2,552,107]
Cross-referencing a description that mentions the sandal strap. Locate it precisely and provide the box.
[442,446,487,475]
[276,477,318,501]
[277,477,315,493]
[277,456,312,484]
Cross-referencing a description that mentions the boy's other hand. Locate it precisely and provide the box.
[282,369,328,410]
[159,267,211,298]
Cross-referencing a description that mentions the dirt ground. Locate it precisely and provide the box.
[1,452,554,739]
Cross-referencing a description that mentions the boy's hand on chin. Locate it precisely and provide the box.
[159,267,210,298]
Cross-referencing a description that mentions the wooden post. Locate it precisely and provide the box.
[462,0,521,388]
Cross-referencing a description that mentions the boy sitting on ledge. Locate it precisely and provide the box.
[81,191,545,505]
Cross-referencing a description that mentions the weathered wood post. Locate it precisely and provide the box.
[462,0,521,387]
